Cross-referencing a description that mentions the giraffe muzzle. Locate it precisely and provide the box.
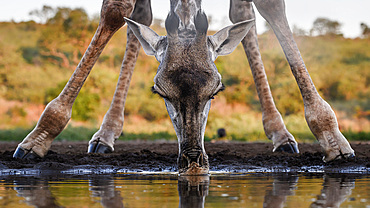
[178,149,209,175]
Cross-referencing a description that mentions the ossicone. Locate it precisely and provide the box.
[194,10,208,35]
[165,11,180,38]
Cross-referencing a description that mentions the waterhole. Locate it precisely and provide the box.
[0,172,369,207]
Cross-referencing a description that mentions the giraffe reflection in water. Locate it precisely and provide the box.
[13,178,61,208]
[263,174,299,208]
[310,175,355,208]
[262,175,355,208]
[10,174,356,207]
[89,177,124,208]
[178,176,209,208]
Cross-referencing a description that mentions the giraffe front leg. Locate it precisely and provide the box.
[13,98,72,158]
[14,0,136,159]
[87,25,141,154]
[230,0,298,153]
[88,0,152,153]
[305,97,354,161]
[253,0,354,161]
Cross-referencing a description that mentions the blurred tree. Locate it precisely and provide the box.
[20,47,41,65]
[31,6,98,69]
[292,25,307,36]
[360,22,370,38]
[310,17,342,36]
[29,5,55,24]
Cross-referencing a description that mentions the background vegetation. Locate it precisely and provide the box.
[0,6,369,142]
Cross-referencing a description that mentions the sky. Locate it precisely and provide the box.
[1,0,369,38]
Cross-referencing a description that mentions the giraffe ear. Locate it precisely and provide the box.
[208,19,254,61]
[124,17,167,62]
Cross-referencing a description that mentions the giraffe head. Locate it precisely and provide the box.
[125,11,253,175]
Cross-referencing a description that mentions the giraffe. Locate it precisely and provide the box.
[13,0,355,175]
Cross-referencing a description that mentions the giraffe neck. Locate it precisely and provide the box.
[170,0,202,37]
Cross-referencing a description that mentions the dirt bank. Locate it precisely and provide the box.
[1,141,369,174]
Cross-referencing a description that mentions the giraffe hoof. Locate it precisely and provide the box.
[347,152,356,159]
[274,142,299,154]
[13,147,41,159]
[324,152,355,163]
[88,142,113,154]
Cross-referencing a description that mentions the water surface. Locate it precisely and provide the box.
[0,173,369,207]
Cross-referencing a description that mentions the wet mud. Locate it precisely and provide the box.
[0,141,369,175]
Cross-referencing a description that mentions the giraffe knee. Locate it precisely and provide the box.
[100,0,136,31]
[229,0,254,23]
[130,0,153,26]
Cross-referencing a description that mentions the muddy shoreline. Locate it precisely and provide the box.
[1,141,369,175]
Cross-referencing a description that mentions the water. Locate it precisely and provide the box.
[0,172,369,208]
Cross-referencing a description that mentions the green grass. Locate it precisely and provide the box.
[343,131,370,141]
[1,126,368,142]
[0,126,176,142]
[0,127,33,142]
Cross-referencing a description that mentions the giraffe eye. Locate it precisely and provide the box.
[210,83,225,99]
[151,86,168,99]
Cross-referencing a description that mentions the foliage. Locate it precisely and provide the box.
[29,5,54,24]
[45,79,101,121]
[0,6,369,141]
[25,6,99,69]
[6,106,27,118]
[20,46,41,64]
